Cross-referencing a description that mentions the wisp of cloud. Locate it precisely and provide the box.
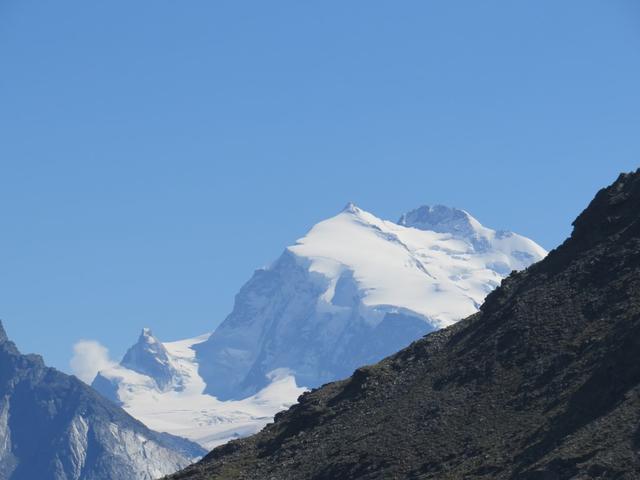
[70,340,115,384]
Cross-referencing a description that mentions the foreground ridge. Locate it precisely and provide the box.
[168,169,640,479]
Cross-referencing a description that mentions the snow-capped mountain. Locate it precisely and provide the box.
[195,204,547,400]
[0,321,204,480]
[93,330,305,450]
[120,328,180,390]
[92,204,546,448]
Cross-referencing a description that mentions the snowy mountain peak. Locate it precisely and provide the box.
[139,327,159,344]
[196,204,548,400]
[129,327,164,352]
[342,202,361,214]
[398,205,480,237]
[120,329,178,390]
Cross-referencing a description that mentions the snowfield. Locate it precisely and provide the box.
[289,203,546,328]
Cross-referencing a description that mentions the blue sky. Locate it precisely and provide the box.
[1,1,639,372]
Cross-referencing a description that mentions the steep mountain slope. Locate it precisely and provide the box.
[168,170,640,479]
[93,331,305,449]
[195,204,546,400]
[0,322,205,480]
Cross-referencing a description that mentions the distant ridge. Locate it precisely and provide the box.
[0,321,205,480]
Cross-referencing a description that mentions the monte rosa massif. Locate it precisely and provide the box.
[90,204,546,450]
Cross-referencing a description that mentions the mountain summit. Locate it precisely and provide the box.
[195,204,545,400]
[120,328,179,391]
[398,204,480,236]
[168,170,640,479]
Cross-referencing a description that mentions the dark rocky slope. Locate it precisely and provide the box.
[169,169,640,480]
[0,323,205,480]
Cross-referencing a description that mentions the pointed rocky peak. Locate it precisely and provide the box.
[342,202,361,214]
[336,202,385,228]
[121,328,177,390]
[342,202,360,213]
[126,327,166,356]
[139,327,160,345]
[398,205,482,237]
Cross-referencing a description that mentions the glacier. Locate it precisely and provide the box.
[94,331,305,450]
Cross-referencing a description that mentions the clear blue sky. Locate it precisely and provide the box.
[1,1,639,372]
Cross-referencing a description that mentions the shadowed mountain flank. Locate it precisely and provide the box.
[0,323,205,480]
[169,169,640,480]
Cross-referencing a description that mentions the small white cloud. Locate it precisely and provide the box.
[70,340,115,384]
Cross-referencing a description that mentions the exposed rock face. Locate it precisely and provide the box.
[0,323,205,480]
[168,170,640,479]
